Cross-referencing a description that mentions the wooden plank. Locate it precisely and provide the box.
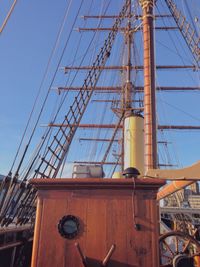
[64,193,88,267]
[31,197,43,267]
[36,197,67,267]
[86,195,107,262]
[106,196,128,264]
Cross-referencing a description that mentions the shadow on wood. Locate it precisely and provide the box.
[86,257,137,267]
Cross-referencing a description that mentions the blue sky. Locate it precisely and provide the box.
[0,0,68,174]
[0,0,200,177]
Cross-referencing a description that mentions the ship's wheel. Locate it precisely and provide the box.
[159,231,200,267]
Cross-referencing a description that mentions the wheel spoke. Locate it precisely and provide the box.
[175,236,179,254]
[182,239,191,253]
[161,254,173,260]
[160,251,173,266]
[159,230,200,266]
[162,240,175,256]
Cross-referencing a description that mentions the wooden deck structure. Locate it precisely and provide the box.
[30,178,164,267]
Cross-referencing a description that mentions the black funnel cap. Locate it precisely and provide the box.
[123,167,140,178]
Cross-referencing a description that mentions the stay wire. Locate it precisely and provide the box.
[18,0,84,179]
[49,0,112,127]
[0,0,82,219]
[48,0,95,127]
[46,0,112,174]
[22,0,111,180]
[9,0,74,175]
[0,0,17,34]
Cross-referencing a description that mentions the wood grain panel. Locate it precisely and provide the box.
[31,178,163,267]
[86,197,107,262]
[31,198,43,267]
[36,197,67,267]
[106,197,128,264]
[64,193,88,267]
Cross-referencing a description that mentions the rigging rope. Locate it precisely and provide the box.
[0,0,17,34]
[165,0,200,67]
[0,0,130,227]
[18,0,84,180]
[0,0,84,225]
[9,0,74,175]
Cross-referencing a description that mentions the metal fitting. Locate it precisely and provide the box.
[139,0,154,9]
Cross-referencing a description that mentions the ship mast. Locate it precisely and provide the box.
[124,0,132,109]
[123,0,157,174]
[140,0,157,171]
[123,0,144,175]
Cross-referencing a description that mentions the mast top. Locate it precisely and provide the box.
[139,0,154,9]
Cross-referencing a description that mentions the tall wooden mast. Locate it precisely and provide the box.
[140,0,157,171]
[123,0,144,174]
[124,0,132,109]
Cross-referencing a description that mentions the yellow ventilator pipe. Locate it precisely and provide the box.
[112,172,122,179]
[124,115,144,175]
